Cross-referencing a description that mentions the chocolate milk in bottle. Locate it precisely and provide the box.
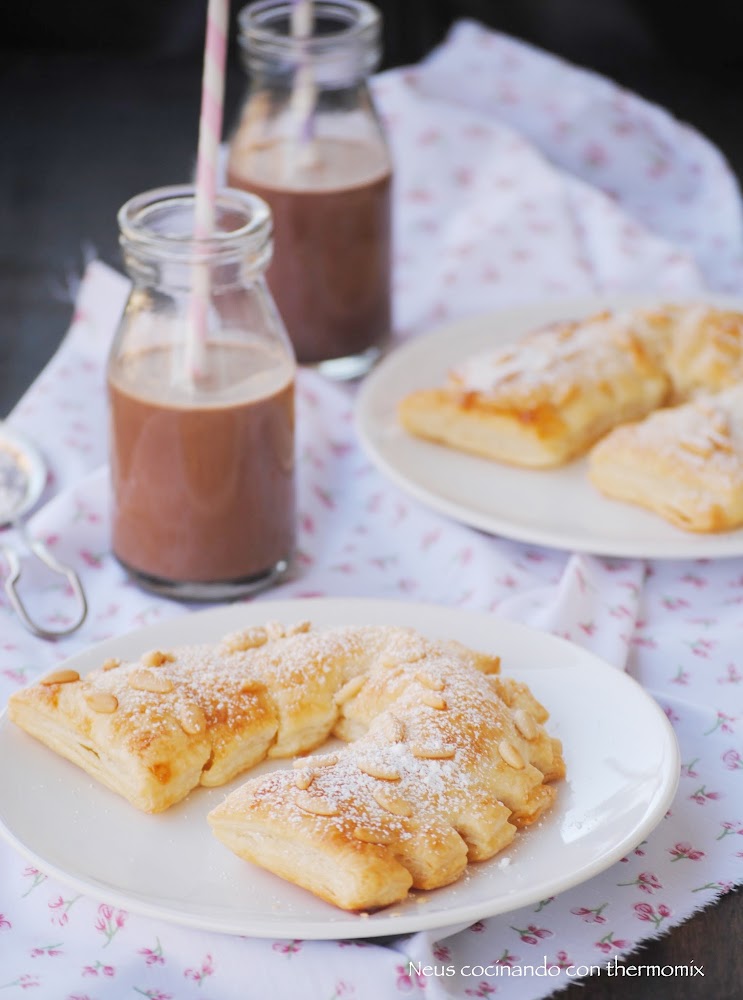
[229,0,392,379]
[108,185,295,599]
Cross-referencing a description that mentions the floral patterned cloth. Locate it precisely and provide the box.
[1,20,742,1000]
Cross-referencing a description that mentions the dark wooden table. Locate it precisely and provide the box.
[563,886,742,999]
[2,5,741,997]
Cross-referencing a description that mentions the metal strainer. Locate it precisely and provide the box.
[0,423,87,639]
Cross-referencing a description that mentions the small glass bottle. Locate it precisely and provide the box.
[228,0,393,380]
[107,184,296,600]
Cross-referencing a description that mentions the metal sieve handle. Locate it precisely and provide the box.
[2,538,88,641]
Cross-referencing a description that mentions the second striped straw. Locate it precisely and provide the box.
[186,0,230,383]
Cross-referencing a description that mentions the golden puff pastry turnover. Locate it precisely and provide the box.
[589,384,743,532]
[398,309,674,468]
[208,638,564,911]
[665,304,743,401]
[7,622,502,813]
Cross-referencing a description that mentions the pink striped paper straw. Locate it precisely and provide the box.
[186,0,230,382]
[291,0,313,37]
[285,0,318,174]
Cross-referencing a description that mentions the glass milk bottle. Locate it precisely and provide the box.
[107,185,296,600]
[228,0,392,380]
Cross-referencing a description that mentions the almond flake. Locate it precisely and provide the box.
[40,669,79,686]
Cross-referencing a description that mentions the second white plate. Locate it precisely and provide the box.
[0,598,678,940]
[357,295,743,559]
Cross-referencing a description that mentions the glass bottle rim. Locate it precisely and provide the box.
[238,0,380,60]
[117,184,272,263]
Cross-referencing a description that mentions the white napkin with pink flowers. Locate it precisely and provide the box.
[1,20,742,1000]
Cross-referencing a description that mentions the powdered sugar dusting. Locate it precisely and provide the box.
[668,305,743,397]
[600,385,743,488]
[214,632,564,899]
[79,623,407,767]
[449,309,671,403]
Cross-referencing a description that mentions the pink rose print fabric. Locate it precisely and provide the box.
[1,20,742,1000]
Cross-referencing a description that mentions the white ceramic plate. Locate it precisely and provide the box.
[357,294,743,559]
[0,598,679,940]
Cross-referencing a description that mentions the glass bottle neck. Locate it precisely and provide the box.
[121,254,267,294]
[238,0,382,87]
[118,185,273,292]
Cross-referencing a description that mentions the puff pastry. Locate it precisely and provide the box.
[398,309,674,467]
[208,633,564,910]
[399,304,743,469]
[8,622,504,813]
[9,621,564,911]
[589,385,743,532]
[665,304,743,400]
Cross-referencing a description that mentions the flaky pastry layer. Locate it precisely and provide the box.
[665,304,743,400]
[7,623,500,813]
[589,385,743,532]
[399,304,743,470]
[208,632,564,911]
[399,309,674,467]
[9,622,564,912]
